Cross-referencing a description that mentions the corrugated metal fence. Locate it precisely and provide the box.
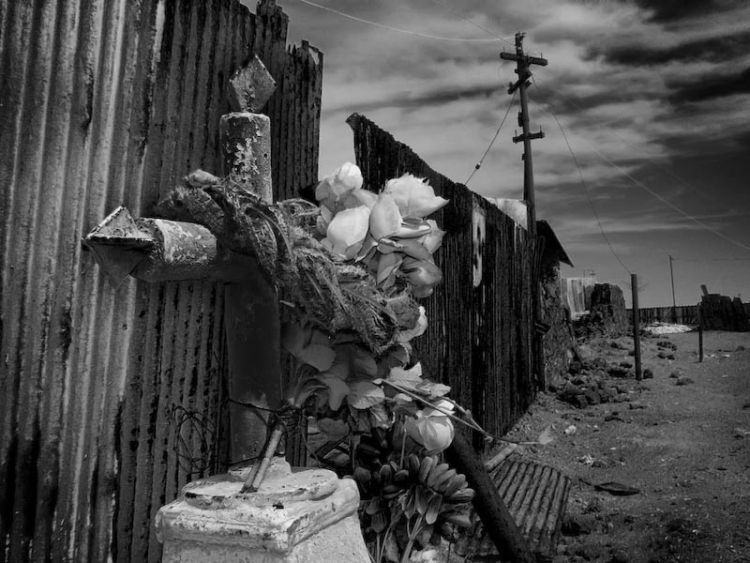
[347,113,543,443]
[0,0,322,561]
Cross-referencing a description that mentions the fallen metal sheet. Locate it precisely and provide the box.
[454,455,571,561]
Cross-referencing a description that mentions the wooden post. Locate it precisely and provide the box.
[631,273,642,381]
[446,434,535,563]
[698,304,704,362]
[220,111,282,463]
[669,255,677,323]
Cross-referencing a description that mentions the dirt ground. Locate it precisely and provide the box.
[503,330,750,562]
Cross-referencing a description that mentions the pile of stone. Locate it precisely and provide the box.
[551,352,651,409]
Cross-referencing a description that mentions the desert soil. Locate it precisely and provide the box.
[502,330,750,563]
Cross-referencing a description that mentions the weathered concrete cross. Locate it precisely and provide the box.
[85,56,283,465]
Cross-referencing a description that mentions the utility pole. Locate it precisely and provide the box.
[501,32,547,237]
[668,254,677,322]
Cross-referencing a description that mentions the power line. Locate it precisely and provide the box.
[528,94,750,254]
[543,102,633,276]
[465,91,517,185]
[423,0,516,49]
[673,257,750,262]
[291,0,502,43]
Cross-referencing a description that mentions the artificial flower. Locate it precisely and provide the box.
[405,399,455,452]
[383,174,448,219]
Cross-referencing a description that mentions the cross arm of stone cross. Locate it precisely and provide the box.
[84,55,277,284]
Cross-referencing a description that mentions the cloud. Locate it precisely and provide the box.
[275,0,750,296]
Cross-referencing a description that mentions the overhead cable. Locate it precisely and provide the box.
[465,91,517,185]
[292,0,502,43]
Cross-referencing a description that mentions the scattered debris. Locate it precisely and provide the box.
[593,482,640,496]
[656,340,678,350]
[564,425,577,436]
[675,376,694,386]
[733,427,750,438]
[578,454,595,465]
[644,322,692,335]
[643,368,654,379]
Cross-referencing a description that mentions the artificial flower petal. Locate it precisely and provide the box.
[420,220,446,254]
[383,174,449,218]
[369,193,402,240]
[402,258,443,291]
[343,188,378,210]
[397,238,433,261]
[376,252,403,286]
[325,205,371,257]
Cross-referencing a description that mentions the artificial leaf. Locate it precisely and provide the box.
[318,374,350,410]
[297,344,336,371]
[317,417,350,440]
[386,363,424,391]
[369,403,392,429]
[416,380,451,398]
[348,380,385,409]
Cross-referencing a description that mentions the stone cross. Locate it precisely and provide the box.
[86,55,283,465]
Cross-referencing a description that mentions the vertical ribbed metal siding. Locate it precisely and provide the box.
[0,0,322,561]
[347,114,541,443]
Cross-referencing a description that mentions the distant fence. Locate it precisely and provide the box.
[348,114,542,442]
[0,1,321,561]
[632,306,700,326]
[633,301,750,329]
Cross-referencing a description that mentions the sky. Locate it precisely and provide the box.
[267,0,750,308]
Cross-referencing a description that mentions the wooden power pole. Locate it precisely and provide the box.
[668,254,677,322]
[501,32,547,237]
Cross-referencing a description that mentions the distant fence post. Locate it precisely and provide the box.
[631,273,642,380]
[698,304,704,362]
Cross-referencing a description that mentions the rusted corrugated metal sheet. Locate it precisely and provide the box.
[347,113,541,442]
[0,0,322,561]
[457,457,571,561]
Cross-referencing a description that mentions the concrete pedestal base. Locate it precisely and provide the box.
[155,459,369,562]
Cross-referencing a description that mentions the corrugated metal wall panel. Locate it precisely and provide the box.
[347,114,541,443]
[0,0,322,561]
